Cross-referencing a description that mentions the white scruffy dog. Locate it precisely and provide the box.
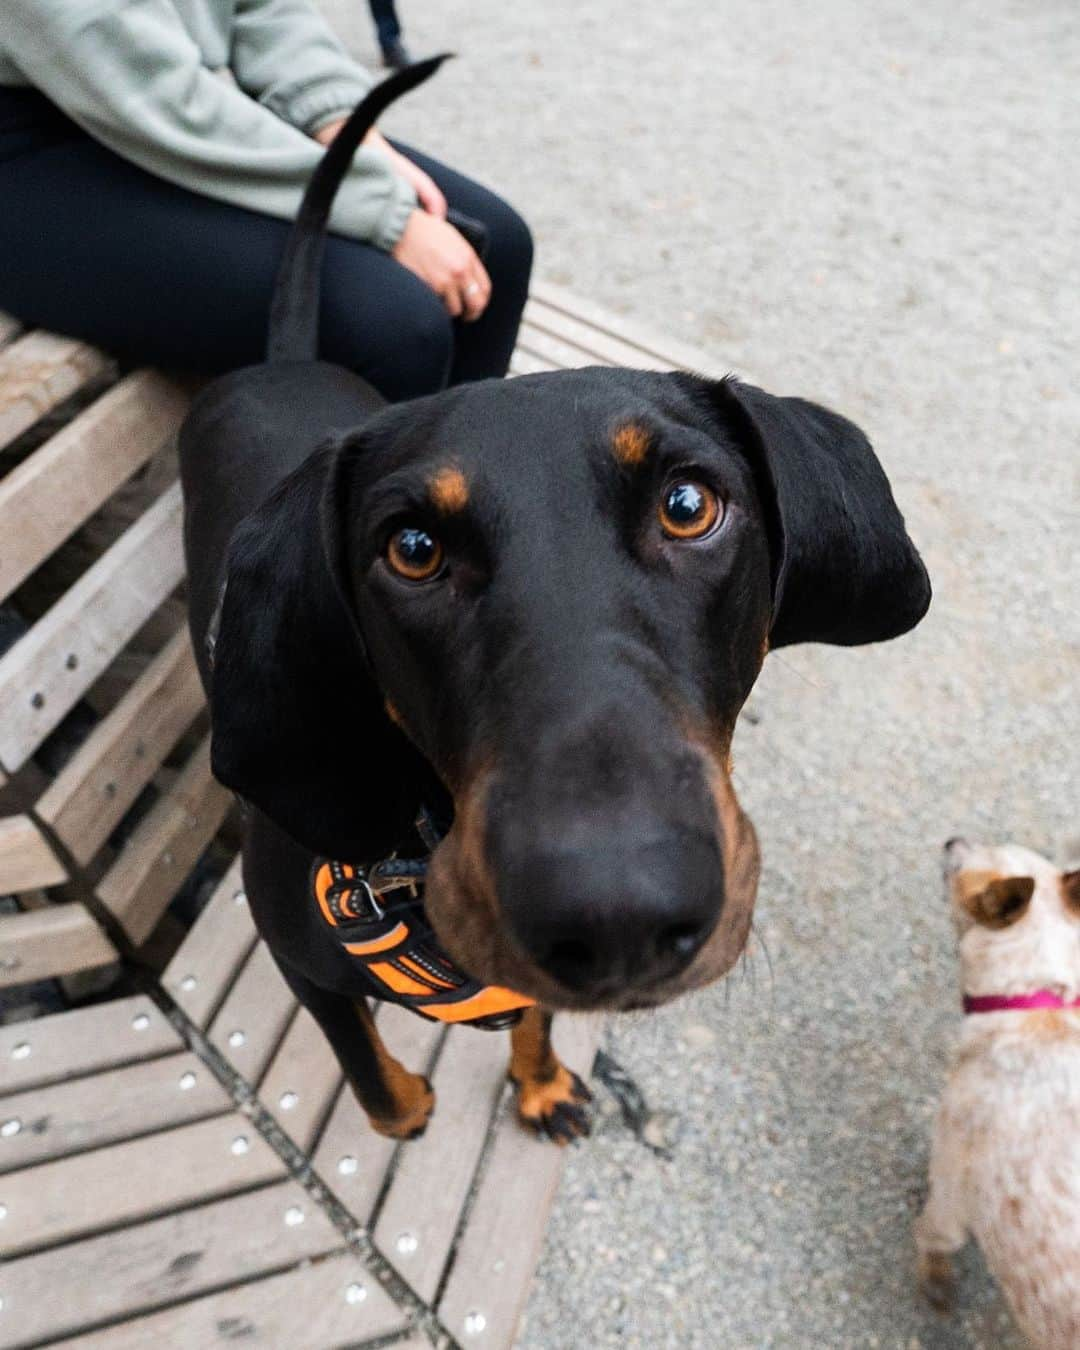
[916,839,1080,1348]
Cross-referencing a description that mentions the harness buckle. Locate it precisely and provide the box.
[348,872,385,922]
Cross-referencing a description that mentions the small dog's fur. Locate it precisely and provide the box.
[916,839,1080,1347]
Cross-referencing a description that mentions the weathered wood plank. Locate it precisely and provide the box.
[259,1006,342,1151]
[36,627,205,864]
[0,370,188,603]
[437,1015,602,1350]
[0,1050,229,1173]
[508,348,556,377]
[515,320,620,373]
[0,994,178,1094]
[0,330,110,452]
[0,1180,342,1348]
[313,1005,443,1225]
[523,302,653,369]
[373,1027,508,1302]
[0,904,116,990]
[0,1111,284,1257]
[163,856,257,1027]
[0,813,67,892]
[207,942,297,1084]
[529,279,730,378]
[0,481,185,772]
[51,1250,407,1350]
[95,734,231,945]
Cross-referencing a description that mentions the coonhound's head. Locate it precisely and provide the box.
[211,368,930,1011]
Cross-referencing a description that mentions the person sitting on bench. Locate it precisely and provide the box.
[0,0,532,402]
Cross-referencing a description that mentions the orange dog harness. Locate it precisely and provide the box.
[313,857,534,1029]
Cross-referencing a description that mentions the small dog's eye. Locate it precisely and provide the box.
[386,526,444,582]
[658,481,722,540]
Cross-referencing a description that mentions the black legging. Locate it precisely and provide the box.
[0,88,532,401]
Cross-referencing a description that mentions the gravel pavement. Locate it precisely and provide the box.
[323,3,1078,1345]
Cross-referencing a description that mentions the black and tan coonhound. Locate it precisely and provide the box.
[179,61,930,1142]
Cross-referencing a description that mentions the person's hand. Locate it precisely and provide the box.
[391,209,491,320]
[313,120,488,319]
[314,122,447,219]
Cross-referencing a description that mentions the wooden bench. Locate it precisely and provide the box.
[0,289,724,1349]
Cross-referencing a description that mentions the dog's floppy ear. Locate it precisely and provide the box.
[210,441,432,858]
[956,873,1036,929]
[714,378,931,648]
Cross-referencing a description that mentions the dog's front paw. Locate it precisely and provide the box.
[918,1250,956,1312]
[366,1073,436,1141]
[513,1067,592,1144]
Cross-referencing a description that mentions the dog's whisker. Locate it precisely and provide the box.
[751,919,777,1006]
[770,651,830,692]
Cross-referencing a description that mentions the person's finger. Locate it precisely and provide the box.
[441,277,464,318]
[461,280,485,321]
[413,171,448,219]
[461,259,492,322]
[389,151,448,220]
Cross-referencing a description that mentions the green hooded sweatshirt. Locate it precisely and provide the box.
[0,0,417,250]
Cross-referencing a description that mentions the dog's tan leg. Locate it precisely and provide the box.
[915,1107,969,1311]
[351,999,436,1139]
[273,960,436,1141]
[508,1007,591,1144]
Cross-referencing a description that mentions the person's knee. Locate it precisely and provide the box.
[377,300,454,400]
[327,287,454,401]
[485,201,534,289]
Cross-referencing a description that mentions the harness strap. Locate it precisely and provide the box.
[314,860,534,1029]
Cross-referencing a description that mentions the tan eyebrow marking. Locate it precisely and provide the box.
[428,465,469,514]
[611,422,653,466]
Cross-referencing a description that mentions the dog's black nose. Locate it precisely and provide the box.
[501,831,723,997]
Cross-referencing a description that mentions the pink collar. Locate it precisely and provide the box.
[964,989,1080,1014]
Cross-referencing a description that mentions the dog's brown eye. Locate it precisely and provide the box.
[387,526,444,582]
[659,480,722,540]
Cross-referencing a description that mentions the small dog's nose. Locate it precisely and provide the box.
[502,831,723,997]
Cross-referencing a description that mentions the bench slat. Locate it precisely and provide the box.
[52,1249,406,1350]
[0,481,185,772]
[0,330,110,452]
[437,1014,602,1349]
[515,321,617,373]
[258,1006,342,1151]
[529,279,730,378]
[0,370,188,603]
[163,856,257,1027]
[0,1111,284,1258]
[524,300,663,369]
[313,1004,443,1225]
[35,627,205,864]
[508,348,557,377]
[0,903,116,990]
[0,1049,229,1173]
[373,1027,508,1302]
[207,942,297,1084]
[1,1180,342,1348]
[0,994,178,1094]
[0,813,67,892]
[95,733,231,945]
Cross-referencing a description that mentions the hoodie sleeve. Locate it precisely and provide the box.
[230,0,376,135]
[2,0,415,250]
